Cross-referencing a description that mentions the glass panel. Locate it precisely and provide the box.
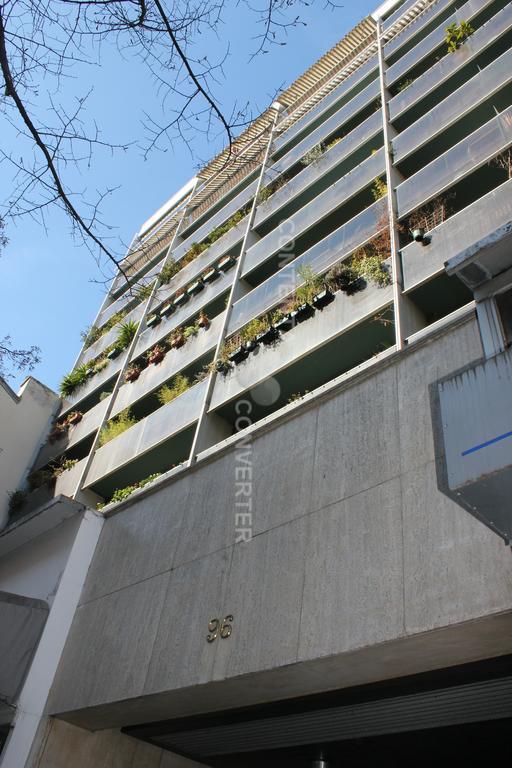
[230,199,386,333]
[393,47,512,163]
[389,4,512,121]
[271,84,381,178]
[396,106,512,217]
[245,148,385,275]
[274,56,379,153]
[384,0,453,58]
[386,0,493,86]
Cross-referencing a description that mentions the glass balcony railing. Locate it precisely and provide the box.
[34,399,108,470]
[274,55,379,155]
[269,83,381,182]
[401,177,512,290]
[211,278,393,410]
[62,349,127,411]
[244,148,385,277]
[386,0,496,87]
[389,3,512,121]
[229,198,386,334]
[111,312,224,417]
[54,457,88,498]
[384,0,454,60]
[393,46,512,163]
[255,116,383,230]
[396,105,512,217]
[177,180,256,251]
[133,269,232,360]
[79,302,145,368]
[84,379,207,487]
[97,259,162,330]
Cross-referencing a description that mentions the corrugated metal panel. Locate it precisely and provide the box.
[151,676,512,757]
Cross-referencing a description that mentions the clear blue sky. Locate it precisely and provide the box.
[0,0,378,392]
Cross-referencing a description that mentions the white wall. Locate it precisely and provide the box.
[0,378,59,529]
[0,517,81,605]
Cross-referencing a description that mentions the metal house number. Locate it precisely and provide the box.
[207,615,233,643]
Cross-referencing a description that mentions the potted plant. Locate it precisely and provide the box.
[187,279,204,296]
[290,302,314,322]
[66,410,83,426]
[218,254,236,271]
[146,313,161,328]
[215,358,231,375]
[312,287,334,309]
[198,311,210,329]
[256,325,278,345]
[125,364,142,383]
[160,302,175,317]
[107,346,122,360]
[203,267,219,283]
[49,421,68,443]
[173,292,189,308]
[170,328,185,349]
[147,344,166,365]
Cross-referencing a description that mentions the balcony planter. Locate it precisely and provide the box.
[216,359,231,375]
[218,255,236,272]
[67,411,83,426]
[198,312,210,329]
[107,346,121,360]
[411,227,425,242]
[228,346,247,364]
[203,267,220,283]
[274,314,293,333]
[147,345,166,365]
[256,326,278,345]
[146,314,161,328]
[125,365,141,383]
[312,289,334,310]
[290,303,314,323]
[244,339,257,353]
[187,280,204,296]
[173,292,189,308]
[170,331,185,349]
[160,302,175,318]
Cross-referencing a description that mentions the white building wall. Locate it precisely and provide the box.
[0,378,59,529]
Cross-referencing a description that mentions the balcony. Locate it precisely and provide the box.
[389,3,512,121]
[133,269,231,360]
[273,55,379,155]
[436,346,512,542]
[211,279,393,411]
[111,313,224,417]
[230,199,386,334]
[396,105,512,217]
[83,379,207,488]
[401,178,512,291]
[386,0,497,87]
[243,148,385,277]
[255,112,383,230]
[61,350,127,412]
[269,82,381,183]
[393,47,512,164]
[34,399,108,470]
[79,302,145,368]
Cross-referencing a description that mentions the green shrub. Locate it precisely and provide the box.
[116,320,138,350]
[98,409,136,447]
[445,20,474,53]
[157,375,190,406]
[135,281,154,302]
[159,259,180,284]
[372,177,388,201]
[59,364,90,397]
[99,472,162,508]
[296,264,324,305]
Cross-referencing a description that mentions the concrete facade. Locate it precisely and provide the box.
[45,315,512,734]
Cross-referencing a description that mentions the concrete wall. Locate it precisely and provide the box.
[30,718,205,768]
[0,516,81,605]
[46,315,512,731]
[0,378,59,529]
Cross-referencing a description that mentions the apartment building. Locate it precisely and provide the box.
[1,0,512,764]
